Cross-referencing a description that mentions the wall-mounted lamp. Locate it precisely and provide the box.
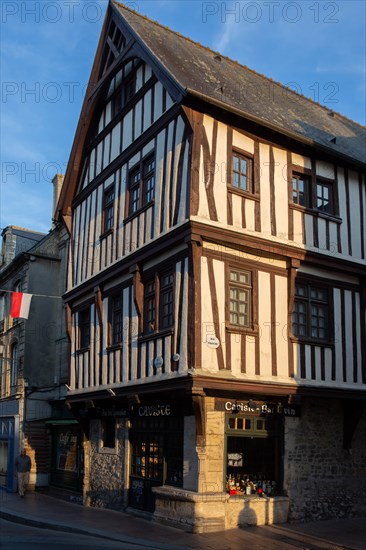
[154,356,164,369]
[107,388,116,397]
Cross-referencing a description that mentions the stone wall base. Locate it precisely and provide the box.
[153,486,290,533]
[226,495,290,529]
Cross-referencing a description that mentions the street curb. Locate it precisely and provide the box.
[267,523,360,550]
[0,509,187,550]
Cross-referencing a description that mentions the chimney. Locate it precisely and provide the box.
[0,227,16,268]
[51,174,64,228]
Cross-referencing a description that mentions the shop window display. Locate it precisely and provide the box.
[225,414,282,496]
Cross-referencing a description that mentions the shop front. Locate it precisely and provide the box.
[0,401,20,493]
[153,395,292,532]
[222,399,285,497]
[129,402,184,512]
[49,421,84,492]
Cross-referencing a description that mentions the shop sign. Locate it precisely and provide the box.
[215,399,301,417]
[0,401,19,416]
[137,404,172,417]
[223,401,276,414]
[277,403,301,417]
[101,409,127,417]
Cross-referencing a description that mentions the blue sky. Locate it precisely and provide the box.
[1,0,365,234]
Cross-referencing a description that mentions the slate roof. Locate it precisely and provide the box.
[114,1,365,166]
[3,226,46,241]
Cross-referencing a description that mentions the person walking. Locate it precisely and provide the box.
[14,448,31,498]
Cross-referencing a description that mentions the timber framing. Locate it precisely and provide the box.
[55,1,366,528]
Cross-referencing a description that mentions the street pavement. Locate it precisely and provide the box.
[0,490,365,550]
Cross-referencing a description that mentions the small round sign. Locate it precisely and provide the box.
[206,335,220,348]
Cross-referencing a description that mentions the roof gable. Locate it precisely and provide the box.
[113,1,365,166]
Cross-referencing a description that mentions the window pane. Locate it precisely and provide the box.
[240,158,247,173]
[160,273,174,329]
[292,174,310,207]
[79,308,90,349]
[161,291,173,328]
[143,156,155,205]
[144,158,155,175]
[124,76,136,104]
[11,344,18,386]
[145,297,155,332]
[295,285,307,297]
[101,418,115,448]
[316,182,333,213]
[239,272,250,284]
[144,175,154,203]
[129,169,140,214]
[310,288,327,301]
[232,153,252,192]
[229,270,251,327]
[104,187,115,232]
[111,295,122,344]
[144,279,156,333]
[131,187,140,212]
[294,284,329,340]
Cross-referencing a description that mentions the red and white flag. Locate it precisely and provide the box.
[11,292,32,320]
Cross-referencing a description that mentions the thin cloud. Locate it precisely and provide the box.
[215,17,239,53]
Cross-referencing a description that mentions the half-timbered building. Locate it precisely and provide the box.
[58,1,366,531]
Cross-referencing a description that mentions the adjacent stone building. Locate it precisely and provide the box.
[0,176,82,494]
[57,1,366,532]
